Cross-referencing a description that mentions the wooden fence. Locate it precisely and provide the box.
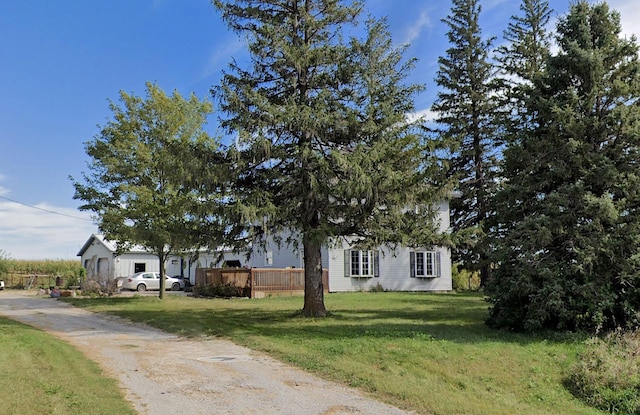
[1,273,62,289]
[195,268,329,298]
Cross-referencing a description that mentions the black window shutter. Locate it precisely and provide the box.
[410,251,416,278]
[374,251,380,277]
[344,249,351,277]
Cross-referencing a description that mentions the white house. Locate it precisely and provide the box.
[246,199,453,292]
[326,241,451,292]
[77,235,156,281]
[78,199,452,292]
[76,235,250,284]
[325,200,452,292]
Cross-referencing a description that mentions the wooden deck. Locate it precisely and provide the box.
[195,268,329,298]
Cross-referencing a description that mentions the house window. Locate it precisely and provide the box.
[265,251,273,266]
[345,250,379,277]
[134,263,146,273]
[410,251,440,278]
[223,260,242,268]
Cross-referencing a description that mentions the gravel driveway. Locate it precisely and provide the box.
[0,290,413,415]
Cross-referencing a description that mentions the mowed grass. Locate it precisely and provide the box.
[0,317,135,415]
[65,292,603,415]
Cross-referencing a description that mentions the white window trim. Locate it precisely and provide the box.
[344,249,379,278]
[410,251,441,278]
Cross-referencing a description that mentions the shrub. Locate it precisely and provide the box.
[64,267,86,289]
[193,282,246,298]
[102,278,120,295]
[369,283,386,293]
[452,265,480,291]
[567,329,640,414]
[64,275,80,289]
[0,250,10,276]
[82,280,102,295]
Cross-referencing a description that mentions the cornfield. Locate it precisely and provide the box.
[0,259,85,289]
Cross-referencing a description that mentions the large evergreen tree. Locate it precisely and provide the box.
[72,83,224,298]
[487,1,640,332]
[432,0,501,286]
[488,0,552,288]
[213,0,446,316]
[495,0,552,134]
[497,0,552,86]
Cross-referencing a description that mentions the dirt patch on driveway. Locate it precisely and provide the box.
[0,290,413,415]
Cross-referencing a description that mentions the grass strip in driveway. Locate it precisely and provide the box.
[0,316,135,415]
[65,292,604,415]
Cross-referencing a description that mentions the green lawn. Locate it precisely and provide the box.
[65,292,603,415]
[0,316,135,415]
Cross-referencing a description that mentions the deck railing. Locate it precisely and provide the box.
[195,268,329,298]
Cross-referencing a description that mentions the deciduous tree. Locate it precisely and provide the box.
[72,83,223,298]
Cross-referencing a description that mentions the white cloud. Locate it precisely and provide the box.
[0,200,96,259]
[608,0,640,39]
[401,9,433,46]
[200,37,246,82]
[407,107,438,124]
[482,0,511,9]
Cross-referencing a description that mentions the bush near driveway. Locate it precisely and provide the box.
[568,329,640,414]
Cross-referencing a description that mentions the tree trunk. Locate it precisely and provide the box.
[158,252,166,300]
[301,232,327,317]
[479,256,489,289]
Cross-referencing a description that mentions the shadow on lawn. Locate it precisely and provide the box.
[65,294,586,346]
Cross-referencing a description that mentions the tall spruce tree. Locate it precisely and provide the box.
[495,0,552,134]
[487,1,640,332]
[213,0,446,316]
[497,0,552,86]
[432,0,501,286]
[488,0,552,288]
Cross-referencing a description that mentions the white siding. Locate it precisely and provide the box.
[172,251,251,285]
[114,254,160,278]
[327,242,452,292]
[248,231,313,269]
[326,199,453,292]
[78,235,160,280]
[80,240,113,279]
[78,197,454,291]
[251,243,330,269]
[436,200,450,232]
[165,257,184,278]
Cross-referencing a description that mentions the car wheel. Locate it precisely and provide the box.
[136,283,147,292]
[171,282,180,291]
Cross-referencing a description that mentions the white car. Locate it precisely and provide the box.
[119,272,182,292]
[0,280,4,290]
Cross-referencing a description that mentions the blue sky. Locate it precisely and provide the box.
[0,0,638,259]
